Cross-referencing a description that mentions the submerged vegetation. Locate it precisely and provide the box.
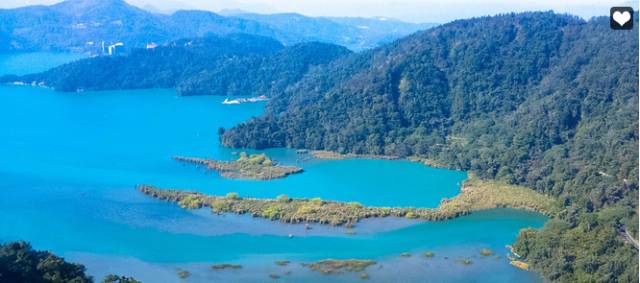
[101,275,141,283]
[176,269,190,279]
[211,263,242,270]
[138,174,557,226]
[479,249,494,256]
[274,260,290,266]
[304,259,376,275]
[173,152,303,180]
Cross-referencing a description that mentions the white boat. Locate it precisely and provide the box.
[222,98,241,105]
[222,96,269,105]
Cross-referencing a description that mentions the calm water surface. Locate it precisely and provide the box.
[0,52,85,75]
[0,53,545,282]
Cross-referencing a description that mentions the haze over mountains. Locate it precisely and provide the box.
[0,0,434,53]
[227,12,434,51]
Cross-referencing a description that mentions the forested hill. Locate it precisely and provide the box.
[221,12,639,282]
[3,34,351,96]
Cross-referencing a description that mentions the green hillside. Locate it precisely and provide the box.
[221,12,639,282]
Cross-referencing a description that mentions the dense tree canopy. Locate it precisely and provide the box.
[0,241,142,283]
[0,241,92,283]
[221,12,639,282]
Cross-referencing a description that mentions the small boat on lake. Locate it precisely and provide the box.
[222,95,269,105]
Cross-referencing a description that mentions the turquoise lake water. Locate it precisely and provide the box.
[0,52,85,75]
[0,53,546,282]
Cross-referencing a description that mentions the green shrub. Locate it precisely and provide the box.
[262,206,282,219]
[349,202,363,208]
[226,192,241,200]
[296,205,317,214]
[178,195,202,209]
[212,200,231,212]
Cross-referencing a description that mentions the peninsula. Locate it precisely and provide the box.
[138,175,558,227]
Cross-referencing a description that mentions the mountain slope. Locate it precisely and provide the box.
[5,34,351,96]
[220,12,639,281]
[176,41,353,96]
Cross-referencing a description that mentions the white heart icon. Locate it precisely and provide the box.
[613,11,631,26]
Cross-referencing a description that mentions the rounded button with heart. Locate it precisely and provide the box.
[610,7,634,30]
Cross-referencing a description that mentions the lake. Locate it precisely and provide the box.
[0,53,545,282]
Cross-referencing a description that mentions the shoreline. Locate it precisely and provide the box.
[309,150,401,161]
[308,150,458,170]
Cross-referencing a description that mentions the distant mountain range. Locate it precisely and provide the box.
[227,12,435,50]
[0,0,435,53]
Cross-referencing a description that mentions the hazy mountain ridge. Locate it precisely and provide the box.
[229,12,436,50]
[0,0,278,53]
[0,0,433,52]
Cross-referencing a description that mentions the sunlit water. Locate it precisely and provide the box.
[0,53,545,282]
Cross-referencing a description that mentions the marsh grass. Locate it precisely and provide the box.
[275,260,290,266]
[176,269,190,279]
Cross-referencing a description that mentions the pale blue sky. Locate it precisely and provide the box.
[0,0,636,23]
